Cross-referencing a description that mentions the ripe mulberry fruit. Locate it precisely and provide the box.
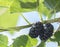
[29,22,44,38]
[39,23,54,41]
[45,23,54,32]
[44,23,54,39]
[29,22,54,41]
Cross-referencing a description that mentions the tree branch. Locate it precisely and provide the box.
[0,17,60,31]
[43,17,60,23]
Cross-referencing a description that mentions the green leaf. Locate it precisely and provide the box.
[13,35,38,47]
[0,0,13,7]
[37,41,45,47]
[10,0,38,13]
[0,8,19,33]
[13,35,29,47]
[44,0,60,12]
[10,45,13,47]
[25,40,32,47]
[0,34,8,47]
[38,0,52,19]
[28,36,38,46]
[54,31,60,41]
[50,31,60,44]
[49,31,60,47]
[50,31,60,42]
[58,41,60,46]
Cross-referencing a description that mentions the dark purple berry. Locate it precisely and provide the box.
[29,22,44,38]
[29,22,54,41]
[44,23,54,37]
[29,27,38,38]
[39,23,54,41]
[45,23,54,32]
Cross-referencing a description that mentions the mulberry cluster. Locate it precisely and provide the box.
[29,22,54,41]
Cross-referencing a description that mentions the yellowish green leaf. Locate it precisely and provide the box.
[0,8,19,33]
[0,34,8,47]
[0,0,13,7]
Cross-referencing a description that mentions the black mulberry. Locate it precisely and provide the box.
[29,22,44,38]
[45,23,54,33]
[29,22,54,41]
[39,23,54,41]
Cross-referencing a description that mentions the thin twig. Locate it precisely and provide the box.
[43,17,60,23]
[20,13,31,24]
[0,17,60,31]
